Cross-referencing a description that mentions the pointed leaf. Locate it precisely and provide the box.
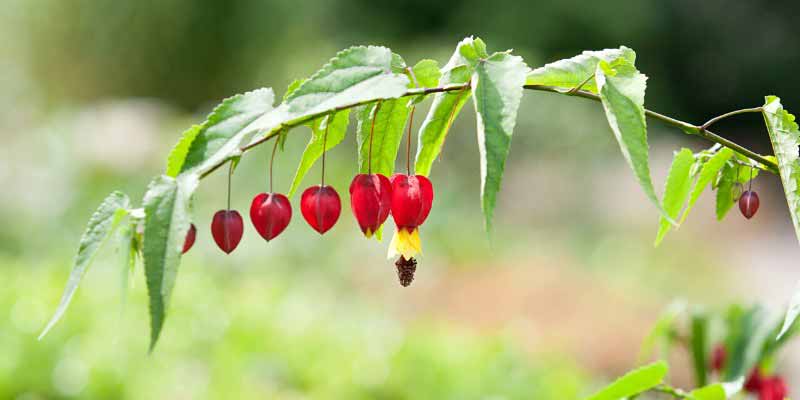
[356,99,411,177]
[414,39,480,177]
[680,148,734,224]
[40,191,130,339]
[410,59,441,88]
[584,361,668,400]
[655,148,694,246]
[689,310,709,387]
[526,47,636,93]
[288,110,351,197]
[173,88,275,176]
[142,174,198,351]
[715,162,737,220]
[762,96,800,338]
[691,378,744,400]
[472,51,528,232]
[596,59,669,221]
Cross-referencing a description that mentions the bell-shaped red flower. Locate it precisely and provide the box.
[739,190,759,219]
[182,223,197,254]
[759,376,787,400]
[211,210,244,254]
[387,174,434,260]
[349,173,392,237]
[301,185,341,234]
[250,192,292,241]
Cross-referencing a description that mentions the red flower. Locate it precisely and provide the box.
[300,185,341,234]
[182,223,197,254]
[349,174,392,237]
[211,210,244,254]
[710,344,726,372]
[387,174,434,260]
[759,376,787,400]
[745,368,763,393]
[250,193,292,241]
[739,190,760,219]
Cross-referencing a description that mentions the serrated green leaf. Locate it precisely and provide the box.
[40,191,131,339]
[597,59,670,223]
[142,174,198,351]
[584,361,668,400]
[288,110,351,197]
[285,46,410,116]
[452,36,489,68]
[715,163,737,220]
[410,59,441,88]
[526,47,636,93]
[762,96,800,339]
[654,149,695,246]
[690,310,709,387]
[117,221,137,310]
[165,125,202,177]
[472,51,528,233]
[178,88,275,176]
[391,52,407,72]
[283,78,307,102]
[356,99,411,177]
[680,148,734,224]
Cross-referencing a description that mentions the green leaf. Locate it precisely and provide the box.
[638,300,686,362]
[722,305,772,381]
[356,99,411,177]
[690,310,709,387]
[596,59,669,222]
[142,174,198,351]
[117,221,138,309]
[175,88,276,176]
[690,381,740,400]
[410,59,441,89]
[283,78,307,101]
[39,191,131,339]
[288,110,351,197]
[761,96,800,339]
[472,51,529,232]
[715,162,737,220]
[584,361,668,400]
[655,148,695,246]
[285,46,410,116]
[526,47,636,93]
[680,148,734,224]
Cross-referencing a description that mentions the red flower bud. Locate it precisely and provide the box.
[250,192,292,241]
[211,210,244,254]
[300,185,341,234]
[710,344,726,372]
[759,376,787,400]
[745,368,764,393]
[349,174,392,237]
[390,174,434,232]
[739,190,760,219]
[182,223,197,254]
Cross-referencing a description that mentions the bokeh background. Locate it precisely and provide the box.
[2,1,800,398]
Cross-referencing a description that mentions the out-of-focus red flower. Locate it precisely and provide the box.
[710,344,726,372]
[759,375,787,400]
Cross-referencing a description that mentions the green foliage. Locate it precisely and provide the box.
[689,310,709,386]
[583,361,667,400]
[526,46,635,93]
[472,51,528,232]
[715,163,737,220]
[356,99,412,177]
[39,191,131,339]
[288,111,351,197]
[761,96,800,338]
[680,148,733,224]
[596,58,668,222]
[654,148,694,246]
[174,88,276,176]
[409,59,441,89]
[142,174,198,351]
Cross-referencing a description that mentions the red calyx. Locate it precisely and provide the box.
[759,376,788,400]
[211,210,244,254]
[301,185,341,234]
[182,223,197,254]
[390,174,434,232]
[250,192,292,241]
[745,368,763,393]
[710,343,726,372]
[739,190,760,219]
[349,173,392,236]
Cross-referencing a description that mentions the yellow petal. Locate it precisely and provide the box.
[388,228,422,259]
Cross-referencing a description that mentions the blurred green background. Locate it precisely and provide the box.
[2,1,800,398]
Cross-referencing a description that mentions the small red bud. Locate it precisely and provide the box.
[744,368,763,393]
[759,376,788,400]
[739,190,759,219]
[182,223,197,254]
[250,192,292,241]
[211,210,244,254]
[710,344,726,372]
[390,174,434,232]
[300,185,341,234]
[349,174,392,236]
